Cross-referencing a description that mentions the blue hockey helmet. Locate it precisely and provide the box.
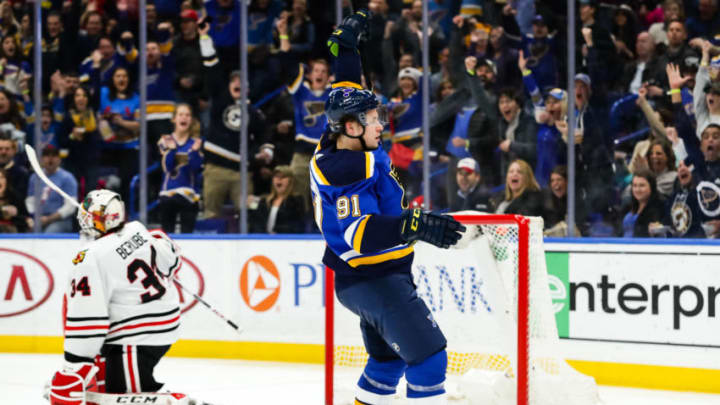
[325,87,385,132]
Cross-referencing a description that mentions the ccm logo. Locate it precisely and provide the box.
[410,209,421,231]
[0,248,54,317]
[113,396,159,403]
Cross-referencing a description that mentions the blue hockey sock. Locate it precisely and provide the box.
[405,350,447,399]
[356,357,406,403]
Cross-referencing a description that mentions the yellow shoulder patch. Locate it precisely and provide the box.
[72,250,87,265]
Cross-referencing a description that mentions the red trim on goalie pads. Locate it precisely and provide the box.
[125,345,139,392]
[49,364,98,405]
[101,344,170,394]
[94,355,106,393]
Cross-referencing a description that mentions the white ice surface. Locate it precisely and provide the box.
[3,353,719,405]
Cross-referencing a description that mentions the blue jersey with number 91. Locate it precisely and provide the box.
[310,130,413,277]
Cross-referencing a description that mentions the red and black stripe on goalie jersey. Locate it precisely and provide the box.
[64,307,181,344]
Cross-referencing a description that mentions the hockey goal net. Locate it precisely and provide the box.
[324,213,599,405]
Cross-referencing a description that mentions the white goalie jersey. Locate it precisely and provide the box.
[63,221,182,361]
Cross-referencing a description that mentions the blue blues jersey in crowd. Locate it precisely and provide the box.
[205,0,241,48]
[160,137,203,203]
[681,87,694,120]
[143,32,176,121]
[247,0,283,47]
[288,64,331,155]
[79,51,135,89]
[310,130,412,277]
[535,123,565,187]
[24,97,64,150]
[28,168,77,216]
[521,33,559,92]
[445,106,475,158]
[387,86,423,144]
[98,86,140,148]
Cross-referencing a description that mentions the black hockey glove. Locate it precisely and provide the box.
[327,8,371,57]
[399,209,466,249]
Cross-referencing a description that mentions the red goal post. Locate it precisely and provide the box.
[324,214,532,405]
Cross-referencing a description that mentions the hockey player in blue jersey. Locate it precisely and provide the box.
[312,9,466,404]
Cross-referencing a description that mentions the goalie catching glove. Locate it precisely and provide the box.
[327,8,371,56]
[400,209,466,249]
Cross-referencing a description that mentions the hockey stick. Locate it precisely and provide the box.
[86,391,210,405]
[173,278,243,334]
[25,144,81,208]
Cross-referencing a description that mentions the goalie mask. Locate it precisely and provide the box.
[77,190,126,239]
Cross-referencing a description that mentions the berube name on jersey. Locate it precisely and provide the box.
[115,232,149,260]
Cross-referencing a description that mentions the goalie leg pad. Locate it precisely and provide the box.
[405,350,447,399]
[102,344,170,393]
[94,355,106,393]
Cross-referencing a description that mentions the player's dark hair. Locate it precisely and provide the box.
[329,114,361,142]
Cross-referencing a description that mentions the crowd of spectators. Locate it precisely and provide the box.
[1,0,720,238]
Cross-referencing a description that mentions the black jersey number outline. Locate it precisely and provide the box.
[70,276,91,297]
[126,246,166,303]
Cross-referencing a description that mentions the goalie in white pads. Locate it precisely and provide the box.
[49,189,189,405]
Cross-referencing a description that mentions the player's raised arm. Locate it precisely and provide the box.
[327,8,370,87]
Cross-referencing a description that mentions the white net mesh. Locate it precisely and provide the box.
[330,213,599,405]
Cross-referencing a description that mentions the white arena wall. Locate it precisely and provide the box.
[0,234,718,393]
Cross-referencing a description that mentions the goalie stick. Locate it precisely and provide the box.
[25,144,81,209]
[173,278,242,334]
[86,391,210,405]
[25,144,242,335]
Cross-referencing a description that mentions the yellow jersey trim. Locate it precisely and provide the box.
[288,64,305,94]
[146,104,176,114]
[159,41,173,54]
[365,152,372,179]
[332,81,363,89]
[352,216,370,253]
[311,157,330,185]
[348,245,414,267]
